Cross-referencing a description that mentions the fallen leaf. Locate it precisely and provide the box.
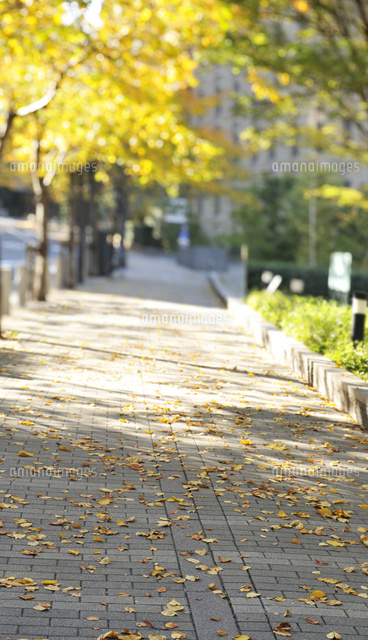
[305,619,320,624]
[33,602,51,611]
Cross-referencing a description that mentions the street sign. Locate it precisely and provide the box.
[328,252,352,294]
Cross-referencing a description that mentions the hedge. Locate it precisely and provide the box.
[247,261,368,299]
[247,290,368,381]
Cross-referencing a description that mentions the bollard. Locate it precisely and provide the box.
[240,244,248,298]
[351,291,367,343]
[15,264,27,306]
[0,266,12,316]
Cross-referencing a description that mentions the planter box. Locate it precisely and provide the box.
[178,246,228,271]
[209,272,368,431]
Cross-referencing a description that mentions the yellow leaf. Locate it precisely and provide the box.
[33,601,51,611]
[18,450,34,457]
[317,508,333,517]
[309,590,325,599]
[293,0,309,12]
[68,549,80,556]
[161,609,178,616]
[360,534,368,547]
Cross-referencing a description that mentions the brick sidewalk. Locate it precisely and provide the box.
[0,251,367,640]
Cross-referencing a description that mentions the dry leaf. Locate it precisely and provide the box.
[33,602,51,611]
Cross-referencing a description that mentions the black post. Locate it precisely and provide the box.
[351,291,367,343]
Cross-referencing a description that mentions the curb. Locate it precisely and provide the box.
[209,272,368,430]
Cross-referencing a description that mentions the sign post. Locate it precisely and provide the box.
[328,252,352,305]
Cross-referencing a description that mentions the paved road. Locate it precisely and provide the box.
[0,250,367,640]
[0,218,61,269]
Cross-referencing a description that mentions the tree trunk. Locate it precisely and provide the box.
[89,169,99,276]
[77,172,85,283]
[68,173,77,289]
[30,139,49,302]
[115,173,129,268]
[0,111,15,160]
[36,183,49,301]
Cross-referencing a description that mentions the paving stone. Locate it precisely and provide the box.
[1,250,368,640]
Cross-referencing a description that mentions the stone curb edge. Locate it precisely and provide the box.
[209,271,368,430]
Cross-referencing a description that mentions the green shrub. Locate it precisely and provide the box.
[247,290,368,380]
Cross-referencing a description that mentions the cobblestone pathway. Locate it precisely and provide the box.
[0,251,367,640]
